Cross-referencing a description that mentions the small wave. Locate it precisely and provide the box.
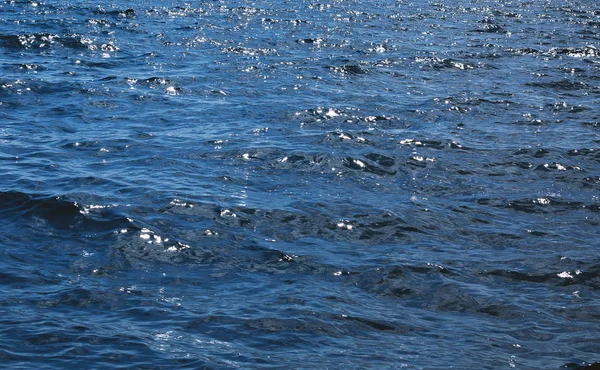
[93,7,136,18]
[415,56,477,70]
[222,46,278,56]
[0,33,58,50]
[567,148,599,161]
[513,148,552,158]
[483,260,600,290]
[526,79,588,91]
[547,46,600,58]
[506,46,599,59]
[506,47,539,55]
[292,106,407,129]
[0,32,121,55]
[495,197,596,214]
[318,131,371,146]
[296,37,325,45]
[350,264,521,318]
[471,19,509,34]
[0,191,131,232]
[534,162,583,172]
[327,64,368,75]
[343,156,397,176]
[398,138,469,150]
[160,200,425,245]
[562,362,600,370]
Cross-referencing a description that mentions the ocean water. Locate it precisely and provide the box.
[1,0,599,368]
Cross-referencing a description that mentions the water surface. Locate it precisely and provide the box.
[1,0,599,368]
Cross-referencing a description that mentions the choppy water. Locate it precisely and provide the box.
[1,0,599,368]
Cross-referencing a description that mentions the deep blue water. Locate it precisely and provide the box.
[1,0,599,368]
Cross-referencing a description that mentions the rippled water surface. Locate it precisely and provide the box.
[1,0,600,368]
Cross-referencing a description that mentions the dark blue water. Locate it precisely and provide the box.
[1,0,599,368]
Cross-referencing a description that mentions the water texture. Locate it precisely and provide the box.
[1,0,599,368]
